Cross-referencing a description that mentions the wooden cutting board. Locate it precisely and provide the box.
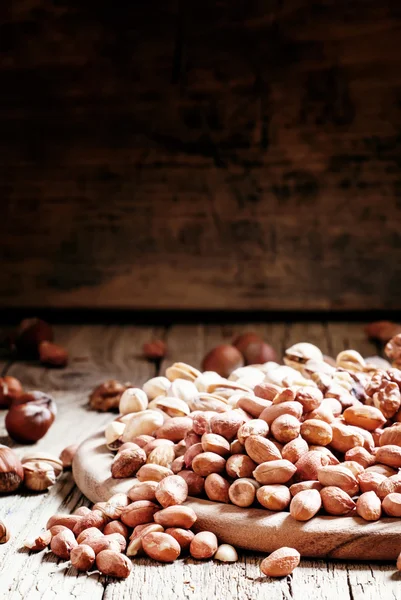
[73,431,401,560]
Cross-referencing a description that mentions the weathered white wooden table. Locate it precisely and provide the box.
[0,321,400,600]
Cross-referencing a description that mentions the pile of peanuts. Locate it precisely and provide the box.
[34,334,401,578]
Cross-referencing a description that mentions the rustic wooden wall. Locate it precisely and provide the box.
[2,0,401,311]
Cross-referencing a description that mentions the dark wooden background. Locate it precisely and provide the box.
[2,0,401,311]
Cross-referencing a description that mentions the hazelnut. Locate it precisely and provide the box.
[0,445,24,493]
[51,529,78,559]
[243,342,277,366]
[142,532,181,562]
[5,391,56,443]
[202,345,244,378]
[70,544,96,571]
[0,519,10,544]
[0,376,23,409]
[89,380,132,412]
[59,444,78,469]
[232,332,263,354]
[24,530,52,551]
[96,550,132,578]
[39,341,68,367]
[143,340,167,360]
[365,321,401,342]
[15,318,53,357]
[190,531,218,560]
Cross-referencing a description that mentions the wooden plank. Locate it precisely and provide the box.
[2,1,401,310]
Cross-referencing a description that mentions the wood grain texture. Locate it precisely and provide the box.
[2,1,401,310]
[0,321,398,599]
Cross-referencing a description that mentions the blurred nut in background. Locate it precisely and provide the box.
[14,318,54,358]
[5,391,57,443]
[0,376,23,409]
[202,345,244,378]
[0,445,24,493]
[89,380,132,412]
[60,444,79,469]
[143,340,167,360]
[39,341,68,368]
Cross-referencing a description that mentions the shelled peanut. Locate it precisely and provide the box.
[105,335,401,528]
[26,481,237,578]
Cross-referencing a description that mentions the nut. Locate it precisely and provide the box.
[155,475,188,507]
[0,376,23,409]
[154,506,197,529]
[105,421,125,448]
[356,491,382,521]
[168,379,198,404]
[281,437,309,464]
[382,492,401,517]
[96,550,132,578]
[144,438,175,455]
[330,422,365,453]
[142,531,181,562]
[237,395,272,418]
[341,461,364,478]
[260,547,300,577]
[111,445,147,478]
[320,486,356,515]
[317,465,359,496]
[284,343,323,370]
[103,521,129,538]
[143,376,171,400]
[294,451,331,481]
[244,435,282,464]
[365,464,397,477]
[136,463,173,483]
[271,414,301,443]
[128,480,158,502]
[214,543,238,563]
[176,470,205,496]
[365,321,401,342]
[73,510,106,536]
[154,397,190,418]
[379,424,401,447]
[243,342,277,366]
[14,318,53,357]
[377,474,401,499]
[228,478,256,507]
[192,452,226,476]
[70,544,96,571]
[166,362,201,383]
[202,345,244,378]
[201,433,230,457]
[336,350,366,372]
[357,471,386,494]
[5,391,56,443]
[184,443,203,469]
[259,401,303,426]
[237,419,269,445]
[230,439,245,454]
[0,444,24,493]
[164,528,194,552]
[190,531,218,559]
[289,489,322,521]
[89,380,131,412]
[122,410,164,442]
[119,388,148,415]
[59,444,78,469]
[253,459,296,485]
[372,382,401,419]
[120,501,160,527]
[226,454,256,479]
[375,445,401,468]
[50,529,78,559]
[24,530,52,551]
[289,481,323,496]
[204,473,230,503]
[300,420,332,446]
[143,340,167,360]
[210,412,245,441]
[295,387,323,412]
[385,334,401,367]
[39,341,68,367]
[156,417,193,442]
[126,523,164,557]
[272,388,296,405]
[77,527,105,545]
[256,484,291,511]
[232,332,263,354]
[23,460,57,491]
[171,456,185,473]
[21,452,63,476]
[0,519,10,544]
[343,405,386,431]
[46,514,82,531]
[344,446,375,468]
